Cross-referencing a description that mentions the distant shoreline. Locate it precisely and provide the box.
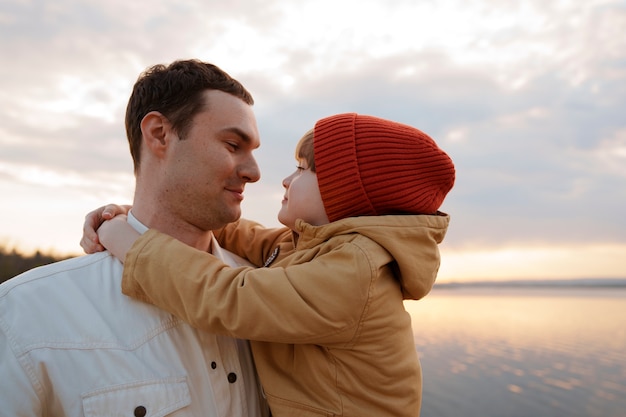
[434,277,626,290]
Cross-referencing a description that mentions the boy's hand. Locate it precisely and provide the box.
[98,214,140,263]
[80,204,132,253]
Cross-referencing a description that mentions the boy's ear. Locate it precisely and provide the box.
[140,111,173,158]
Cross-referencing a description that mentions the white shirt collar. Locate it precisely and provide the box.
[127,210,149,235]
[126,210,251,266]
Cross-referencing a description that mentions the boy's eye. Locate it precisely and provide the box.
[296,165,305,171]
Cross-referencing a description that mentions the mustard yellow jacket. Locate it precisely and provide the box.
[122,214,450,416]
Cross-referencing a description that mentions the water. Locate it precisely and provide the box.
[406,285,626,417]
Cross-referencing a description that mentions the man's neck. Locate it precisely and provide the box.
[130,205,214,252]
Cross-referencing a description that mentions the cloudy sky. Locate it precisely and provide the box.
[1,0,624,282]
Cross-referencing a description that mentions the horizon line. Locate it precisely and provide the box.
[435,277,626,288]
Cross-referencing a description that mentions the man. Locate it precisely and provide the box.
[0,59,268,416]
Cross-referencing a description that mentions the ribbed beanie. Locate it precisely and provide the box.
[313,113,455,222]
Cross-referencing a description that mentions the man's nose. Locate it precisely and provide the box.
[240,155,261,183]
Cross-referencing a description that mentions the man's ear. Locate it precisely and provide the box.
[140,111,173,158]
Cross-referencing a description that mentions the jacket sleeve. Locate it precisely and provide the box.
[0,327,42,415]
[213,219,292,267]
[122,229,372,345]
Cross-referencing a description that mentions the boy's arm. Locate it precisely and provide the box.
[97,215,140,262]
[122,230,370,344]
[214,219,292,267]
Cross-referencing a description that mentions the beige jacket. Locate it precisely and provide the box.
[122,214,450,416]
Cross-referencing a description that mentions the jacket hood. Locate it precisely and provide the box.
[295,213,450,300]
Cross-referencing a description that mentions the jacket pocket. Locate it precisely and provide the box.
[82,376,191,417]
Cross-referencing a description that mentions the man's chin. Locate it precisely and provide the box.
[225,208,242,223]
[203,208,241,230]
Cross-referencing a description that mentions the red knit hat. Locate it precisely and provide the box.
[313,113,455,222]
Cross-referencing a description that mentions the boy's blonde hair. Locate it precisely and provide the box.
[295,128,316,172]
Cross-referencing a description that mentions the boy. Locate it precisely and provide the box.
[86,113,455,416]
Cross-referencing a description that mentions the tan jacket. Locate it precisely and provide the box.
[122,214,450,416]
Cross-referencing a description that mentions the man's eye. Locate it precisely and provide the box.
[227,142,239,151]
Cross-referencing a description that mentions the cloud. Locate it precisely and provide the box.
[0,0,624,272]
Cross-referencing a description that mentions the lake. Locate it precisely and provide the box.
[405,283,626,417]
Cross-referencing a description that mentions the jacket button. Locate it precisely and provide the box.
[211,361,217,369]
[227,372,237,383]
[134,406,147,417]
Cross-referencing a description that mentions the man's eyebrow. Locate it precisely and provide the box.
[222,127,257,147]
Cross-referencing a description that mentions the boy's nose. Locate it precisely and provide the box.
[282,172,296,188]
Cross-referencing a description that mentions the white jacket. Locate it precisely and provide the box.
[0,216,266,417]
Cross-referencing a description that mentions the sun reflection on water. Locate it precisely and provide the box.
[405,287,626,417]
